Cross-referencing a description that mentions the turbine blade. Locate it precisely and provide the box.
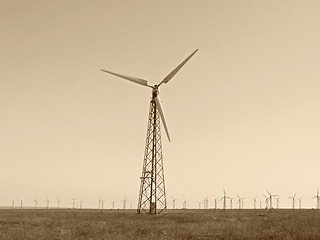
[154,95,171,142]
[101,69,150,87]
[158,49,198,86]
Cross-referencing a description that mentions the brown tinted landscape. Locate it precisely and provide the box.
[1,209,320,239]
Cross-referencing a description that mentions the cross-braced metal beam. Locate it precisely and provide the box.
[137,100,167,214]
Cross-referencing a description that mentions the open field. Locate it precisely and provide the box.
[0,209,320,239]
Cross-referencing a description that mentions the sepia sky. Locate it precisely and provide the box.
[1,0,320,209]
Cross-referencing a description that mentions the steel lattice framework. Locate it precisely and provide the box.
[137,99,167,214]
[100,49,198,215]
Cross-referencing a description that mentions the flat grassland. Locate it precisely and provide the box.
[0,209,319,239]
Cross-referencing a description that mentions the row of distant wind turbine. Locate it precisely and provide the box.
[11,197,80,210]
[8,188,320,210]
[98,196,131,210]
[172,188,320,210]
[10,196,134,210]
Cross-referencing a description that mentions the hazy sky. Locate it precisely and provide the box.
[1,0,320,209]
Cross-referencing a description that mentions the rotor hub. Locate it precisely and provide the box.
[152,85,159,99]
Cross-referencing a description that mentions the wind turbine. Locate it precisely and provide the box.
[46,197,50,209]
[12,199,15,209]
[204,196,209,209]
[220,189,227,210]
[71,198,77,209]
[297,196,302,209]
[57,198,62,209]
[98,196,101,210]
[313,188,319,209]
[20,197,24,210]
[198,201,202,209]
[214,198,218,210]
[183,199,187,209]
[275,197,280,209]
[34,197,38,209]
[252,197,257,209]
[227,197,234,209]
[288,194,297,209]
[263,194,269,209]
[122,196,127,210]
[101,199,105,210]
[112,201,115,210]
[172,197,177,210]
[101,49,198,214]
[266,189,278,209]
[236,195,244,210]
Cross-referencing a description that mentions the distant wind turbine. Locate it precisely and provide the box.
[203,196,209,209]
[275,197,280,209]
[172,197,177,209]
[57,198,62,209]
[34,197,38,209]
[236,195,244,210]
[288,194,297,209]
[46,197,50,209]
[313,188,319,210]
[227,197,234,209]
[71,198,77,209]
[101,199,105,210]
[263,194,269,209]
[297,196,302,209]
[266,189,278,209]
[220,189,227,210]
[252,197,257,209]
[20,197,24,210]
[122,197,127,210]
[183,199,187,209]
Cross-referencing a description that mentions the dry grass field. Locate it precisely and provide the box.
[0,209,319,239]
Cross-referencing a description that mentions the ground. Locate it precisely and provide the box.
[0,209,319,239]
